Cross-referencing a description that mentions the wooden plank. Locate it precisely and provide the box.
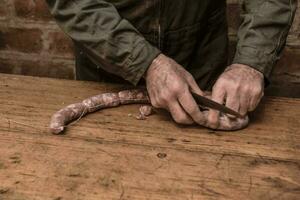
[0,73,299,200]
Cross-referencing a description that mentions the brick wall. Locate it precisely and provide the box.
[0,0,75,79]
[0,0,299,96]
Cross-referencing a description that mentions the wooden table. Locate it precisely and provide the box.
[0,74,299,200]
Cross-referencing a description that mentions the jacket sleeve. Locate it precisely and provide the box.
[46,0,161,85]
[232,0,297,81]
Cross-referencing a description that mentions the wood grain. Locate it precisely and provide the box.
[0,74,299,200]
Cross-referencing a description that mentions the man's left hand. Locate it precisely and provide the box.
[208,64,264,129]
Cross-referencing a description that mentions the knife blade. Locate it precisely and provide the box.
[191,92,244,118]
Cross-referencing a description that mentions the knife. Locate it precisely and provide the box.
[191,92,244,118]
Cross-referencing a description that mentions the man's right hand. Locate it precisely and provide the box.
[145,54,206,125]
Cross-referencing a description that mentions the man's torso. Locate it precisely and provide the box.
[75,0,228,89]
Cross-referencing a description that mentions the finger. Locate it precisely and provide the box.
[239,93,249,116]
[148,92,157,107]
[149,92,163,109]
[249,91,263,111]
[225,92,240,118]
[168,101,194,125]
[208,86,226,129]
[186,74,204,96]
[146,85,161,108]
[178,90,206,125]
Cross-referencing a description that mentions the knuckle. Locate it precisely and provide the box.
[220,77,237,88]
[160,92,172,102]
[208,113,219,128]
[215,79,237,92]
[207,117,214,125]
[253,86,262,95]
[170,84,179,94]
[242,84,250,92]
[208,117,217,126]
[170,83,185,94]
[171,84,189,97]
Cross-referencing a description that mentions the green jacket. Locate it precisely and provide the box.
[46,0,297,89]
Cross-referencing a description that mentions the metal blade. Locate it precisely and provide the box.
[191,92,244,118]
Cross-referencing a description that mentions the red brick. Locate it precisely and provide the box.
[14,0,53,21]
[0,0,12,19]
[0,57,74,79]
[48,31,75,58]
[0,27,43,53]
[0,4,8,18]
[272,47,300,82]
[267,46,300,98]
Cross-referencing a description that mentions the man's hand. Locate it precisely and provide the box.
[208,64,264,129]
[145,54,205,125]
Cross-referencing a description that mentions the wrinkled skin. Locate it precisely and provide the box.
[145,54,206,125]
[145,54,263,130]
[208,64,264,129]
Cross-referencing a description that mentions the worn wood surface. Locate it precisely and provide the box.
[0,73,299,200]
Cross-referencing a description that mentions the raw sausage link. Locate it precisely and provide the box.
[49,89,249,134]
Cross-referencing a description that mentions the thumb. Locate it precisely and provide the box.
[208,85,226,129]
